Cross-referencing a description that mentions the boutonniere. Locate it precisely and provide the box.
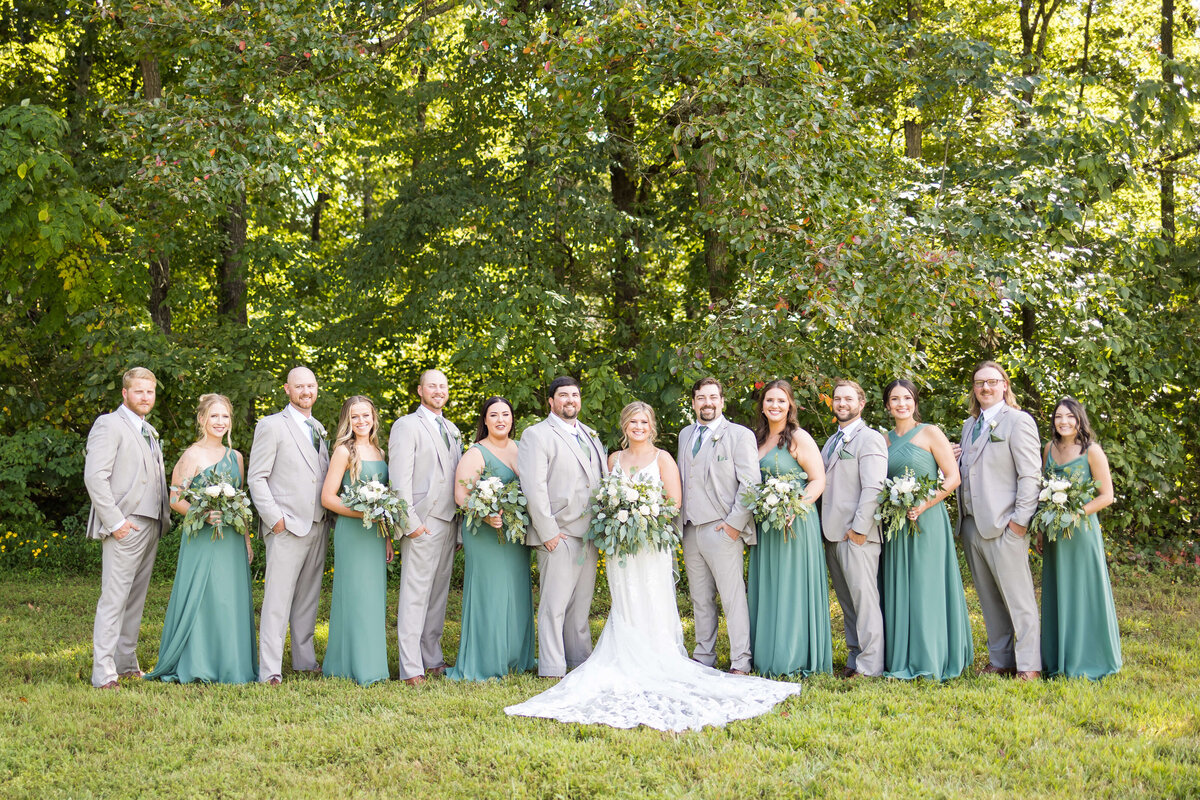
[987,420,1004,443]
[838,448,854,460]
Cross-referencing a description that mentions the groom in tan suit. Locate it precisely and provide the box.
[84,367,171,689]
[389,369,462,685]
[820,378,888,678]
[678,377,759,674]
[518,376,607,678]
[248,367,330,684]
[956,360,1042,679]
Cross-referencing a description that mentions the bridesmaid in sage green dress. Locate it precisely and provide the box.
[448,396,536,680]
[880,379,973,680]
[1038,397,1121,679]
[747,379,832,677]
[320,395,391,686]
[147,394,256,684]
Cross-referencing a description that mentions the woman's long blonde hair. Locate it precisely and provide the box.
[333,395,381,483]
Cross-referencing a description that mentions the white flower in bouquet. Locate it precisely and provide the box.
[875,467,943,540]
[1029,468,1099,543]
[741,472,812,542]
[179,472,255,541]
[459,471,529,545]
[586,471,680,564]
[342,479,409,539]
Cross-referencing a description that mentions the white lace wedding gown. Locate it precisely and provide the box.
[504,455,802,731]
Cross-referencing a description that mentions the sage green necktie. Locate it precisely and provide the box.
[305,418,321,451]
[972,417,984,442]
[691,425,707,457]
[828,429,844,458]
[141,423,157,453]
[575,430,591,461]
[437,416,451,449]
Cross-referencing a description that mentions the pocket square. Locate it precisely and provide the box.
[717,455,729,462]
[838,449,854,460]
[989,433,1005,443]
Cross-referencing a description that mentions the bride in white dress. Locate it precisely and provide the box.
[505,402,801,732]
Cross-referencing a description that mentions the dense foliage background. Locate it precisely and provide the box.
[2,0,1197,566]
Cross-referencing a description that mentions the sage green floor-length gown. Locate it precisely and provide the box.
[147,448,256,684]
[323,460,390,686]
[448,444,536,680]
[1041,451,1122,679]
[748,446,833,677]
[882,425,974,680]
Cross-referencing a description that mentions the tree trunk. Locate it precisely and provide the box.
[311,190,329,243]
[903,0,923,160]
[1160,0,1175,246]
[692,145,733,302]
[218,192,248,325]
[140,56,171,334]
[1078,0,1094,102]
[605,95,643,357]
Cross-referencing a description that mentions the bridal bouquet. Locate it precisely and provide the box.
[341,479,409,539]
[178,471,254,540]
[586,471,680,564]
[741,474,812,542]
[875,467,942,540]
[1028,468,1099,543]
[459,472,530,545]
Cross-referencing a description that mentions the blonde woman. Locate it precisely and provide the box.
[146,394,256,684]
[320,395,391,685]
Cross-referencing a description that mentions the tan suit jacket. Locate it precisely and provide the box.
[677,418,759,543]
[820,422,888,544]
[83,410,170,539]
[247,409,329,536]
[388,409,462,535]
[517,414,607,546]
[956,404,1041,539]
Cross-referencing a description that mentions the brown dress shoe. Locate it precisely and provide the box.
[426,666,446,678]
[728,669,749,676]
[403,675,426,687]
[1015,670,1041,682]
[267,676,282,686]
[119,670,144,679]
[96,681,120,690]
[980,664,1016,676]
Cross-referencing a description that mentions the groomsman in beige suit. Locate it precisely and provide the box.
[518,376,607,678]
[677,377,759,674]
[820,379,888,678]
[248,367,330,684]
[84,367,171,689]
[389,369,462,686]
[956,361,1042,680]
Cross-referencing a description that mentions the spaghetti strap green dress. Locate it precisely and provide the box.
[323,460,390,686]
[747,445,832,677]
[882,425,974,680]
[447,444,536,680]
[1040,451,1122,679]
[146,448,257,684]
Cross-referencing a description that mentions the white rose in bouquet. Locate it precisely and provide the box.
[222,484,236,498]
[204,484,222,498]
[616,509,629,523]
[1051,491,1069,505]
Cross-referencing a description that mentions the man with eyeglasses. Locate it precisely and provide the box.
[956,361,1042,680]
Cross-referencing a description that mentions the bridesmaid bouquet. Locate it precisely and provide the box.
[586,472,680,564]
[341,479,409,539]
[459,473,530,545]
[740,474,812,542]
[874,467,942,540]
[178,472,254,540]
[1028,469,1099,542]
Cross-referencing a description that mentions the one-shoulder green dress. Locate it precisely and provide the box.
[448,444,536,680]
[1040,451,1122,679]
[747,446,833,677]
[322,460,390,686]
[882,425,973,680]
[147,448,257,684]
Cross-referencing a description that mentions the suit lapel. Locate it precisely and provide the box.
[550,417,593,474]
[283,412,319,473]
[417,412,448,472]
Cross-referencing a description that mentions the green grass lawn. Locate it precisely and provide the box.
[1,566,1198,799]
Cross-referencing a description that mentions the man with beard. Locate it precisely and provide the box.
[677,377,760,674]
[956,361,1041,680]
[820,378,888,678]
[84,367,171,689]
[518,376,607,678]
[389,369,463,686]
[248,366,331,684]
